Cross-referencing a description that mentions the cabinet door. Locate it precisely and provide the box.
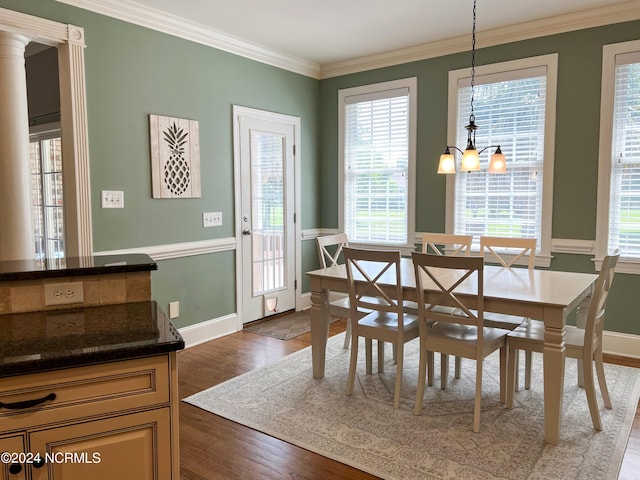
[29,408,172,480]
[0,435,26,480]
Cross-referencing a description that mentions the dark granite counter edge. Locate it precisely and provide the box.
[0,254,158,282]
[0,301,185,378]
[0,340,185,378]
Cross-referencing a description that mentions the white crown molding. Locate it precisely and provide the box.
[56,0,320,78]
[56,0,640,80]
[320,0,640,78]
[94,237,236,261]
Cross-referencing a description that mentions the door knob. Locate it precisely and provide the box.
[242,229,251,236]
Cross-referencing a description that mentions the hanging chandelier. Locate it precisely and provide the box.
[437,0,506,174]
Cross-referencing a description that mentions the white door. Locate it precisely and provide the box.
[234,107,298,324]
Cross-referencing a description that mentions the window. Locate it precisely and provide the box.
[445,55,558,265]
[338,78,416,249]
[596,40,640,273]
[30,128,65,259]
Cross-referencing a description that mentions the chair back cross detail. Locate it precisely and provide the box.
[416,254,483,330]
[316,233,348,268]
[422,233,473,257]
[480,236,536,269]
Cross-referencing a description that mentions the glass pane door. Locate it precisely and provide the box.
[250,131,286,296]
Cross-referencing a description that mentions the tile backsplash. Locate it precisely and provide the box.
[0,272,151,314]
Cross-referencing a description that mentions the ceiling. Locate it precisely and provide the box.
[118,0,630,65]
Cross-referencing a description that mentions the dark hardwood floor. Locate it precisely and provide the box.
[178,318,640,480]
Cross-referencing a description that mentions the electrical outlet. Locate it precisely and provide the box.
[203,212,222,227]
[101,190,124,208]
[44,282,84,306]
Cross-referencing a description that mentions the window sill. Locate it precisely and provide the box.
[348,242,416,257]
[595,257,640,274]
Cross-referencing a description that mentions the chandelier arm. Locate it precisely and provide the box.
[446,146,465,156]
[477,145,502,155]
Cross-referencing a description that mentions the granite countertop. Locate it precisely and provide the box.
[0,301,184,377]
[0,254,158,282]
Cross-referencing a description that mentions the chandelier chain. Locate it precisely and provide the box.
[470,0,477,121]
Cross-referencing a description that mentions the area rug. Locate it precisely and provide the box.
[243,310,339,340]
[184,333,640,479]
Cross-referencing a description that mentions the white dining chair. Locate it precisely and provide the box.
[316,233,353,349]
[479,235,537,390]
[344,247,419,409]
[412,252,509,432]
[316,233,393,350]
[422,233,473,386]
[506,251,619,431]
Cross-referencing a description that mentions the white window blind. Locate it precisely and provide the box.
[609,55,640,258]
[343,87,411,245]
[453,73,547,249]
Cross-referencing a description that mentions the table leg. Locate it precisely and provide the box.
[310,279,330,379]
[543,322,566,445]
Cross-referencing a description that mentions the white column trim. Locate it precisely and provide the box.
[0,8,93,258]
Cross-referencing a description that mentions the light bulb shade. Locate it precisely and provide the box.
[488,151,506,173]
[461,148,480,171]
[437,153,456,174]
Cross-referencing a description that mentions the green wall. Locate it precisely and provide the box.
[1,0,319,327]
[3,0,639,335]
[318,21,640,335]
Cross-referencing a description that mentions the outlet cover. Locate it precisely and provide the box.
[44,282,84,306]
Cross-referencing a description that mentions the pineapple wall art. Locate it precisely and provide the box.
[150,114,201,198]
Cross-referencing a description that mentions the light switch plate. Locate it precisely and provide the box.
[102,190,124,208]
[203,212,222,227]
[169,301,180,318]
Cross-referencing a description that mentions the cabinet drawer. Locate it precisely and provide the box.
[0,355,170,431]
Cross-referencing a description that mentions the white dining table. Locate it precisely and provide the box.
[307,257,598,445]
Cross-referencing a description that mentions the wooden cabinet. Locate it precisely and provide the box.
[0,435,27,480]
[0,353,179,479]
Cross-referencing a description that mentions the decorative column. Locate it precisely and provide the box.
[0,31,34,261]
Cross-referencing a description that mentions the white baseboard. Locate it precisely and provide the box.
[178,304,640,360]
[178,313,240,348]
[299,292,311,310]
[603,331,640,359]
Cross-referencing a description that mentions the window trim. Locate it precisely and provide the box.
[338,77,417,253]
[596,39,640,274]
[444,54,558,267]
